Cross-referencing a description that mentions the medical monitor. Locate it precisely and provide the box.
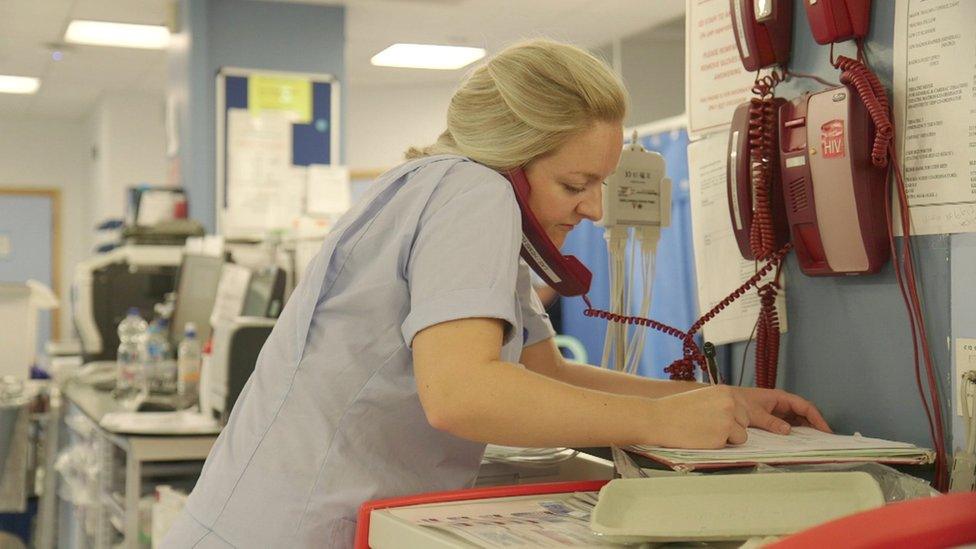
[170,253,224,345]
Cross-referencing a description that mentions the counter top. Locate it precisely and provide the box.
[62,380,219,437]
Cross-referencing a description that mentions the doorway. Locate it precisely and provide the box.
[0,188,61,357]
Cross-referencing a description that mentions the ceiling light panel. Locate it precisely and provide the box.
[0,75,40,94]
[370,43,485,70]
[64,20,170,50]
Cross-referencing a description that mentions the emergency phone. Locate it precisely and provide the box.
[726,0,885,275]
[778,85,889,275]
[721,0,893,389]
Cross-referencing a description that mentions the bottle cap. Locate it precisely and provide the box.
[127,307,141,316]
[184,322,197,337]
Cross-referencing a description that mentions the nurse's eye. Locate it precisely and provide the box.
[561,183,586,195]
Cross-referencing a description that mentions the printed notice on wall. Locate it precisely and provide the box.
[688,133,787,345]
[225,109,306,236]
[686,0,758,140]
[893,0,976,235]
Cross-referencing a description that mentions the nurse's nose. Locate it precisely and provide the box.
[577,185,603,222]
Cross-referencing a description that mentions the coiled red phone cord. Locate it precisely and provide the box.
[747,96,778,260]
[582,244,791,383]
[744,68,788,388]
[832,45,947,491]
[748,69,786,261]
[832,55,892,167]
[754,264,785,388]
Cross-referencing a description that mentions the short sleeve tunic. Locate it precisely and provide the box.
[162,155,555,548]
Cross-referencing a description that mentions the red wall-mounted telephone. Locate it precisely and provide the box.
[727,98,791,261]
[729,0,793,71]
[504,168,592,297]
[805,0,872,45]
[778,84,889,275]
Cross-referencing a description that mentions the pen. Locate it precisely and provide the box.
[703,341,721,384]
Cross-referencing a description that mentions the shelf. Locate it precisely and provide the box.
[141,460,205,477]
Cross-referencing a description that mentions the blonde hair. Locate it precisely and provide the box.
[405,39,628,171]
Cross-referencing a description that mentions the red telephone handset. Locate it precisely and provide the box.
[504,168,592,297]
[805,0,872,45]
[729,0,793,72]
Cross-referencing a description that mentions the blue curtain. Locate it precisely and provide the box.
[559,128,697,379]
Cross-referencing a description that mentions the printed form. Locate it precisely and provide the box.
[387,493,613,548]
[685,0,757,139]
[894,0,976,234]
[688,134,787,345]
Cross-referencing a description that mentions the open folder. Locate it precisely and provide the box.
[629,426,934,472]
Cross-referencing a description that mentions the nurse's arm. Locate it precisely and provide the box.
[520,338,831,434]
[519,337,705,398]
[413,317,671,448]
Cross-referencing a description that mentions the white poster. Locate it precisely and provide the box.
[685,0,758,140]
[893,0,976,234]
[688,133,787,345]
[225,109,305,235]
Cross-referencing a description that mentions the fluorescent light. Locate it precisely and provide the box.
[0,75,40,94]
[371,43,485,70]
[65,20,170,49]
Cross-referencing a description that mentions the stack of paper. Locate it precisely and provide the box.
[630,427,934,472]
[387,491,611,547]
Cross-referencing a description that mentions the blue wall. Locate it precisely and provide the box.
[950,234,976,446]
[0,194,53,359]
[169,0,346,232]
[727,0,962,452]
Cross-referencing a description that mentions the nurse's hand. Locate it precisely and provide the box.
[644,386,751,449]
[733,386,832,435]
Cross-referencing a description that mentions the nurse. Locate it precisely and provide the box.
[164,39,829,548]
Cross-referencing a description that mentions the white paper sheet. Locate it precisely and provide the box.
[893,0,976,235]
[685,0,760,139]
[137,190,178,226]
[209,263,251,328]
[99,411,221,435]
[225,109,301,234]
[639,427,918,456]
[688,133,787,345]
[388,494,612,548]
[307,164,351,216]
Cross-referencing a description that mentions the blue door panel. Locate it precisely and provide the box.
[0,194,54,359]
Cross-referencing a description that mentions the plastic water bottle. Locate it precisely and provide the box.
[198,339,213,416]
[116,308,148,402]
[144,318,176,394]
[177,322,202,407]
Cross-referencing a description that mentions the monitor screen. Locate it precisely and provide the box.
[241,267,284,318]
[170,254,225,345]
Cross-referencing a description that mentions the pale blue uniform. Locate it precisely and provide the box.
[163,155,555,547]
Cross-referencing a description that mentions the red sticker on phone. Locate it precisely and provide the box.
[821,119,845,158]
